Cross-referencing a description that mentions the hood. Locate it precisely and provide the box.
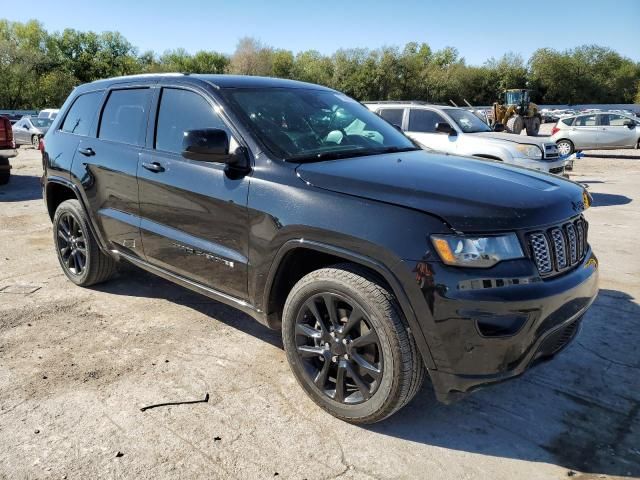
[296,150,588,232]
[472,131,550,147]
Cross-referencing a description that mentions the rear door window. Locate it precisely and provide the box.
[155,88,227,154]
[99,89,151,146]
[377,108,404,128]
[574,115,597,127]
[407,109,446,133]
[61,91,103,136]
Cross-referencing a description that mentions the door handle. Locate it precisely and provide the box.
[142,161,165,173]
[78,147,95,156]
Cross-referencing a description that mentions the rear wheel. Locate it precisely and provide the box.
[53,199,117,286]
[557,139,574,156]
[526,117,541,136]
[282,264,425,424]
[506,115,524,134]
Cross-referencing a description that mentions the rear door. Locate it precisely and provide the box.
[13,119,29,145]
[376,108,406,130]
[597,113,637,148]
[570,114,599,149]
[137,84,250,299]
[46,90,104,179]
[76,84,153,259]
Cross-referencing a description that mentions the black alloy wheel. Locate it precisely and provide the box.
[56,212,87,276]
[295,292,383,404]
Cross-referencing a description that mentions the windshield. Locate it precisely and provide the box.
[222,88,418,161]
[447,109,492,133]
[505,91,525,105]
[32,118,53,128]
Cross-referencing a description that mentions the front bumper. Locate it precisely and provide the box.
[405,249,599,403]
[510,156,567,174]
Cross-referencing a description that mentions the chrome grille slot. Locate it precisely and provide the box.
[565,223,578,264]
[550,228,567,269]
[576,219,585,258]
[529,233,552,274]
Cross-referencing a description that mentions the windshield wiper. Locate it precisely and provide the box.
[287,145,420,163]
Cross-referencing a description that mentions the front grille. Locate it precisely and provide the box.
[544,143,559,159]
[527,216,589,277]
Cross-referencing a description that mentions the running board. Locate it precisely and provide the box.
[111,249,268,326]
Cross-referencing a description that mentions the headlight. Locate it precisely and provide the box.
[431,233,524,268]
[515,144,543,159]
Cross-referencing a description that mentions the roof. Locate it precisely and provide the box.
[80,73,333,92]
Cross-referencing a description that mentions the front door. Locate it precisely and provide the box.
[597,114,637,148]
[404,108,454,153]
[137,86,250,300]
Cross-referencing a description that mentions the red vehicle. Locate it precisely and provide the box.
[0,115,16,185]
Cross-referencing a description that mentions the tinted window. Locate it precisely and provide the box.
[378,109,404,127]
[408,109,446,133]
[561,117,574,126]
[99,89,150,146]
[61,91,103,136]
[575,115,596,127]
[155,88,227,154]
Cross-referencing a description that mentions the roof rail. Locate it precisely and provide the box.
[363,100,432,105]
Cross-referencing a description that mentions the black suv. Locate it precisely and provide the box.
[42,74,598,423]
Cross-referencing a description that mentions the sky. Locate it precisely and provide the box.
[4,0,640,65]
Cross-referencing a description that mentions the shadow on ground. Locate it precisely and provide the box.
[583,153,639,160]
[0,174,42,202]
[590,192,632,207]
[96,268,640,477]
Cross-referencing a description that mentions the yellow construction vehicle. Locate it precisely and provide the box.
[492,89,541,136]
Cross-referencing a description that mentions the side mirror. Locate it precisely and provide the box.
[493,122,505,132]
[182,128,250,175]
[435,122,457,136]
[182,128,229,161]
[623,119,635,129]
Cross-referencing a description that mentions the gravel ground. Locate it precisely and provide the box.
[0,125,638,480]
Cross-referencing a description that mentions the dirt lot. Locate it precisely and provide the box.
[1,125,639,480]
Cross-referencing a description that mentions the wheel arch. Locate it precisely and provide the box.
[45,177,109,253]
[262,239,437,369]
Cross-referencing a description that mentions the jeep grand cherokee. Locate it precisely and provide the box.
[41,74,598,423]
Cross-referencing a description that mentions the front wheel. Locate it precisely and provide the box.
[53,199,117,286]
[282,264,425,424]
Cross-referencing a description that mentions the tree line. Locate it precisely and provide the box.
[1,19,639,110]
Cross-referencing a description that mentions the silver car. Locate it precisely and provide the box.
[550,111,640,155]
[365,102,566,174]
[12,116,53,148]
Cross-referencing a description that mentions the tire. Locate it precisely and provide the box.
[525,117,541,136]
[31,135,39,149]
[506,115,524,134]
[557,139,574,156]
[53,199,117,287]
[0,158,10,185]
[282,264,425,424]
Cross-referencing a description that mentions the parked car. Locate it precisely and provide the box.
[38,108,59,120]
[0,115,16,185]
[551,111,640,155]
[42,74,598,423]
[12,116,53,148]
[366,102,567,175]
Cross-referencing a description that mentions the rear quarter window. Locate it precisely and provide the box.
[99,88,151,146]
[377,108,404,128]
[561,117,574,126]
[60,91,103,136]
